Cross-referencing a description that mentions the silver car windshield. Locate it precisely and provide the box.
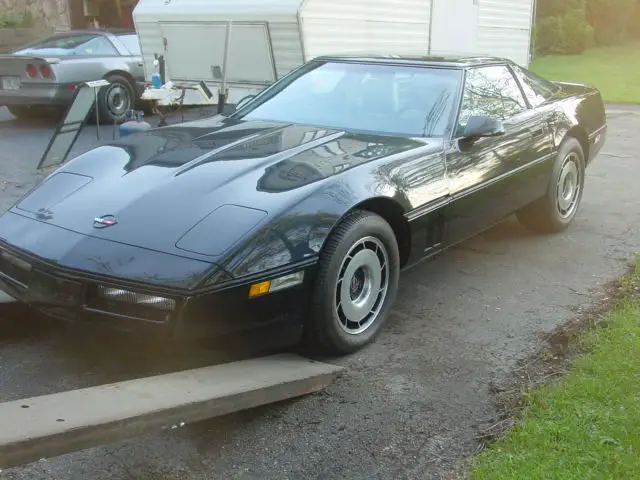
[238,61,462,138]
[14,34,118,56]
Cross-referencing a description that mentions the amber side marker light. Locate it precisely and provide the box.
[248,271,305,298]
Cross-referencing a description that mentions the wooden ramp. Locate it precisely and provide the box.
[0,354,342,470]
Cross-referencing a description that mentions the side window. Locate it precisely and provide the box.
[457,65,528,131]
[510,64,561,108]
[72,36,119,56]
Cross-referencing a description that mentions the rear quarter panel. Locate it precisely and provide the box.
[54,56,142,84]
[550,82,607,164]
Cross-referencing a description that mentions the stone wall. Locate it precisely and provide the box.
[0,0,67,52]
[0,27,53,53]
[0,0,70,31]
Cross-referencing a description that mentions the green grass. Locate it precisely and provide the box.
[530,43,640,104]
[469,261,640,480]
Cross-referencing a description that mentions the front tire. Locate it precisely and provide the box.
[517,137,585,233]
[304,210,400,356]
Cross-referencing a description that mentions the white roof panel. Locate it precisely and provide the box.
[133,0,303,22]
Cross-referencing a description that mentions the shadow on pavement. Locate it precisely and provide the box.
[0,302,289,395]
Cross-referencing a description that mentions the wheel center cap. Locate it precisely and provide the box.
[350,268,365,300]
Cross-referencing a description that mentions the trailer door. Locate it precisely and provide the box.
[160,22,277,85]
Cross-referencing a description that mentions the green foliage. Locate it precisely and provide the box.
[535,0,639,55]
[0,11,34,28]
[587,0,638,45]
[563,9,595,53]
[536,17,567,55]
[535,7,593,56]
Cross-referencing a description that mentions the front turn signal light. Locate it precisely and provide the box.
[249,280,271,297]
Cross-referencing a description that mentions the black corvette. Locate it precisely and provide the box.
[0,55,607,355]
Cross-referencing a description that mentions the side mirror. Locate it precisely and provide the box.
[235,94,256,110]
[462,115,505,139]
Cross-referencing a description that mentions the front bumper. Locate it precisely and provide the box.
[0,244,313,346]
[0,82,77,106]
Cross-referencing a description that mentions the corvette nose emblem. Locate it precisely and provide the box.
[93,215,117,228]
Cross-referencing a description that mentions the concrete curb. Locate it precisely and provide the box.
[0,291,17,303]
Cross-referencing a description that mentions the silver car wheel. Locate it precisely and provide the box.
[334,236,389,335]
[105,83,131,118]
[556,152,581,219]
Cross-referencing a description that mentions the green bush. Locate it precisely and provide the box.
[535,8,593,55]
[536,17,567,55]
[563,9,595,53]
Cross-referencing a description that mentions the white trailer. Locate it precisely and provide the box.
[133,0,535,106]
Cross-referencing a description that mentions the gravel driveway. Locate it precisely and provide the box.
[0,105,638,480]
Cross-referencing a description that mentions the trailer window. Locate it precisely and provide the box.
[235,61,462,138]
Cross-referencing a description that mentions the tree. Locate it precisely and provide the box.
[587,0,638,45]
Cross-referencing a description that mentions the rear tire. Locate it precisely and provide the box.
[96,74,135,124]
[304,210,400,356]
[517,137,585,233]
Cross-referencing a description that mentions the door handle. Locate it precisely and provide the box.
[529,126,546,138]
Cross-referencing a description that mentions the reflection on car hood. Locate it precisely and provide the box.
[11,116,435,260]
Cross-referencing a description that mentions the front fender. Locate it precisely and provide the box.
[216,179,410,280]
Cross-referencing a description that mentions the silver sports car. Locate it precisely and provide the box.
[0,28,146,123]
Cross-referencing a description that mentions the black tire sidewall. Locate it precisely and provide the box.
[309,211,400,354]
[545,137,586,230]
[98,75,135,124]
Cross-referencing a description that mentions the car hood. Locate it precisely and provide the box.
[11,116,434,260]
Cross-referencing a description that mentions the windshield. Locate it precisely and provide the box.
[235,61,462,137]
[14,34,118,56]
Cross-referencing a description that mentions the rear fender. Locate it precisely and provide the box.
[550,85,607,163]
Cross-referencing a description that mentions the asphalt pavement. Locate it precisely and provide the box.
[0,105,639,479]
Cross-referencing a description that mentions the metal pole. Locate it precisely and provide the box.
[217,21,232,114]
[94,86,100,141]
[427,0,435,55]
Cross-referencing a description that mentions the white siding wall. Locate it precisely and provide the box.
[269,23,305,78]
[477,0,534,66]
[133,0,534,88]
[429,0,479,56]
[133,21,165,82]
[300,0,432,60]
